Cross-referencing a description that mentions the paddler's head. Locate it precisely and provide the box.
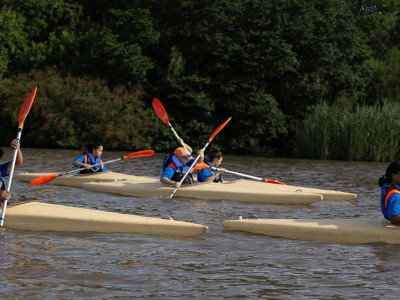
[379,161,400,187]
[174,147,192,164]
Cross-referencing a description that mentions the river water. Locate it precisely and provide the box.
[0,148,398,299]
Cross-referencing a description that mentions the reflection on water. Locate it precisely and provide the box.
[1,148,400,298]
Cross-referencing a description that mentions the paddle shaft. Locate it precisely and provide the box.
[211,167,263,181]
[211,167,285,185]
[0,131,22,226]
[63,156,128,176]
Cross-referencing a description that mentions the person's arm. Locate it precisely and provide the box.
[72,155,92,170]
[390,215,400,225]
[177,138,192,154]
[205,170,225,182]
[160,166,181,188]
[7,139,23,174]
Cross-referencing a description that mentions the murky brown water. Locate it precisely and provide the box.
[1,148,399,299]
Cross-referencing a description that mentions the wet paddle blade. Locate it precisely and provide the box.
[30,174,61,185]
[208,117,231,143]
[152,98,170,126]
[265,179,286,185]
[123,150,155,159]
[18,87,37,128]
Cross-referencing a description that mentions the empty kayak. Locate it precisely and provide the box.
[222,218,400,244]
[224,180,356,201]
[4,201,208,237]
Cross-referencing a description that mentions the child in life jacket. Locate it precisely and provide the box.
[378,161,400,225]
[1,139,23,204]
[73,142,108,174]
[197,146,226,183]
[160,141,204,188]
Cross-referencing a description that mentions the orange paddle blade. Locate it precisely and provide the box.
[123,150,154,159]
[152,98,170,126]
[208,117,231,143]
[18,87,37,128]
[265,179,286,185]
[30,174,61,185]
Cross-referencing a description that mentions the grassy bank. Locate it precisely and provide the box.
[295,102,400,162]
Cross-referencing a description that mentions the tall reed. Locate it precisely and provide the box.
[295,102,400,162]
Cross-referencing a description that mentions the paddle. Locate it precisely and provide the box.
[210,166,286,185]
[169,117,232,198]
[152,98,190,154]
[1,87,37,227]
[30,150,155,185]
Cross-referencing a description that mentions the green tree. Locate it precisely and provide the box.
[0,6,26,79]
[145,0,370,154]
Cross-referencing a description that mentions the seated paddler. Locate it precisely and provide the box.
[378,161,400,225]
[160,145,204,189]
[196,146,226,183]
[73,142,108,174]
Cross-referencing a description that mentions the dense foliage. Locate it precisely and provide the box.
[0,0,399,159]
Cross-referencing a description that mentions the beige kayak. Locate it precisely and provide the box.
[15,171,158,188]
[222,218,400,244]
[224,180,356,201]
[4,201,208,237]
[81,180,322,205]
[16,171,356,205]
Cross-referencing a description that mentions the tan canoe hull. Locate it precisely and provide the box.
[4,201,208,237]
[222,218,400,244]
[16,171,356,205]
[81,181,322,205]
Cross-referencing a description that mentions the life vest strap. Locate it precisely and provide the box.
[384,188,400,208]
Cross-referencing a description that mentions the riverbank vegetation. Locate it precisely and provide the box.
[0,0,399,161]
[295,102,400,162]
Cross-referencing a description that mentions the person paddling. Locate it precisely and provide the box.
[378,161,400,225]
[160,139,204,188]
[73,142,108,174]
[197,146,226,183]
[0,139,23,204]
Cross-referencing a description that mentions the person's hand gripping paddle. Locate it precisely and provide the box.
[1,87,37,227]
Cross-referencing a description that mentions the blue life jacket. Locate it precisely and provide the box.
[78,152,104,173]
[163,153,194,184]
[380,183,400,219]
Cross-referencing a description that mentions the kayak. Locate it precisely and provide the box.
[16,172,356,201]
[82,181,322,205]
[15,172,356,205]
[15,171,156,188]
[222,218,400,244]
[224,180,356,201]
[4,201,208,237]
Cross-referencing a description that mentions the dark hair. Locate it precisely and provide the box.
[208,146,223,161]
[86,142,103,153]
[0,148,3,159]
[378,161,400,187]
